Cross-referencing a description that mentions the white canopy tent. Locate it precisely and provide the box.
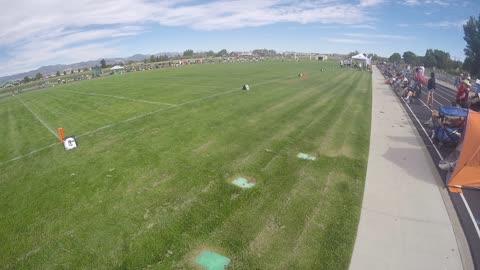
[111,65,125,71]
[351,53,372,66]
[110,65,125,74]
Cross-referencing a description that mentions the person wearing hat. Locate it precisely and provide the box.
[455,79,471,108]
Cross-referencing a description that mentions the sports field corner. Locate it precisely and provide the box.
[0,60,375,269]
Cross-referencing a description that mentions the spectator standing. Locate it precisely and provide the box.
[455,80,471,108]
[426,72,436,108]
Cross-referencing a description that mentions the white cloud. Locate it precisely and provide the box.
[326,38,373,44]
[399,0,420,6]
[396,23,410,27]
[0,0,377,76]
[422,20,467,28]
[398,0,451,5]
[343,33,413,39]
[359,0,384,6]
[349,24,377,29]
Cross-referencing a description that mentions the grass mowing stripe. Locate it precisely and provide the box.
[59,89,176,106]
[0,62,371,269]
[0,74,298,166]
[77,75,298,138]
[15,96,59,139]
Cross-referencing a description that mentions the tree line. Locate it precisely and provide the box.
[387,49,462,71]
[386,13,480,76]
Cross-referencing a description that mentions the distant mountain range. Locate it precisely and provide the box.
[0,52,180,85]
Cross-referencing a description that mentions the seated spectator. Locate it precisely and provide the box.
[455,80,471,108]
[403,87,415,104]
[470,93,480,112]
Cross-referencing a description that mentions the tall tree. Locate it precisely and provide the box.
[388,53,401,63]
[216,49,228,57]
[183,49,194,57]
[423,49,437,67]
[347,51,360,58]
[433,49,451,69]
[23,76,30,83]
[463,14,480,76]
[56,71,61,76]
[402,51,417,65]
[206,50,215,57]
[150,55,155,62]
[100,59,106,68]
[34,73,43,80]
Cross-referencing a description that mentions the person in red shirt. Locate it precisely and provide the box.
[455,80,471,108]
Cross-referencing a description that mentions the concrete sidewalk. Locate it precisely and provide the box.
[349,66,464,270]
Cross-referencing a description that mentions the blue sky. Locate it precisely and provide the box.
[0,0,478,77]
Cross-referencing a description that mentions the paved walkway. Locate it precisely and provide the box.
[349,66,463,270]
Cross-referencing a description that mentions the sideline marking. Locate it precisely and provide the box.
[460,192,480,240]
[59,89,176,106]
[0,143,58,166]
[1,74,297,165]
[15,97,59,139]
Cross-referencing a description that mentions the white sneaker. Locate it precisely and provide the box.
[438,160,455,171]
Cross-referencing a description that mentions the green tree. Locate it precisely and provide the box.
[402,51,417,65]
[183,49,194,57]
[463,14,480,76]
[388,53,401,63]
[70,70,74,74]
[63,71,67,75]
[433,49,451,69]
[34,73,43,80]
[78,69,81,73]
[423,49,437,67]
[56,71,61,76]
[150,55,155,62]
[23,76,30,83]
[216,49,228,57]
[100,59,106,68]
[347,51,360,58]
[206,50,215,57]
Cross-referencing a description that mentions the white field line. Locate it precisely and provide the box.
[59,89,176,106]
[15,97,59,139]
[154,81,226,90]
[460,192,480,241]
[1,74,297,165]
[0,143,58,166]
[76,76,294,138]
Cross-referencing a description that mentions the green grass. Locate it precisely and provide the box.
[0,60,371,269]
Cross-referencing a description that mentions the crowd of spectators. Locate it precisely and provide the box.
[383,63,479,112]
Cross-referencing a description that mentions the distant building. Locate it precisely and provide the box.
[317,55,328,61]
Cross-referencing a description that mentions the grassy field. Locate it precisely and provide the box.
[0,60,371,269]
